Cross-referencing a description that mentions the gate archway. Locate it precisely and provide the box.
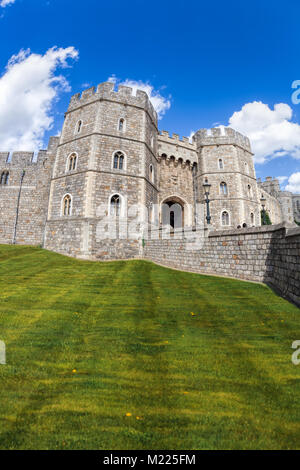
[161,196,186,229]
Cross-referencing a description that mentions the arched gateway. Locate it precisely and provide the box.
[161,196,186,229]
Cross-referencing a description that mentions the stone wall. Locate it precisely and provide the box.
[143,223,300,307]
[293,195,300,223]
[0,138,58,246]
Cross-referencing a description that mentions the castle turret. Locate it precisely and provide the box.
[194,127,260,229]
[45,82,159,259]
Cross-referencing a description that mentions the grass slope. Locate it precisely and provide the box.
[0,245,300,450]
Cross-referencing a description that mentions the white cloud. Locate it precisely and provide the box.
[0,46,78,152]
[227,101,300,164]
[108,75,171,119]
[188,130,195,143]
[277,176,288,185]
[285,172,300,193]
[0,0,16,7]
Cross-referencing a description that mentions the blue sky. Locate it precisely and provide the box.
[1,0,300,192]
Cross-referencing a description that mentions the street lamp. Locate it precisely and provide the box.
[261,195,267,225]
[203,179,211,225]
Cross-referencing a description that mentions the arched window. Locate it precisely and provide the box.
[76,121,82,133]
[218,159,224,169]
[247,184,252,198]
[297,200,300,212]
[67,153,77,172]
[250,213,254,225]
[222,211,230,226]
[62,194,72,216]
[118,118,125,132]
[149,164,154,183]
[220,182,228,196]
[113,151,125,170]
[110,194,121,216]
[0,171,9,185]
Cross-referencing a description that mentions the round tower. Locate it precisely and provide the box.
[194,127,260,229]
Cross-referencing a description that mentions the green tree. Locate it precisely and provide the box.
[261,210,272,225]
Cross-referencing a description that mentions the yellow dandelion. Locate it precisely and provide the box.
[72,369,77,373]
[136,416,141,420]
[125,412,132,417]
[191,312,196,316]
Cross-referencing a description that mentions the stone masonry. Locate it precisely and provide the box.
[0,81,299,306]
[143,224,300,308]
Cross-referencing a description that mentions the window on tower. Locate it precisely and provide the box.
[149,164,154,183]
[62,194,72,216]
[220,182,228,196]
[0,171,9,185]
[221,211,230,226]
[76,121,82,133]
[67,153,77,172]
[113,151,125,170]
[118,118,125,132]
[110,194,121,216]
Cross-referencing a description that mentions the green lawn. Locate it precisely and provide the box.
[0,245,300,450]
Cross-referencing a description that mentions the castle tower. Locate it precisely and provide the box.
[44,82,159,259]
[194,127,260,229]
[156,131,198,228]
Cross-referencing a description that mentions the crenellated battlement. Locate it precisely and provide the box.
[157,130,197,166]
[158,130,196,149]
[158,153,196,170]
[193,127,252,152]
[68,81,158,124]
[0,137,59,168]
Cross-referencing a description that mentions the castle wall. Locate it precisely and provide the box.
[259,187,283,225]
[257,177,293,225]
[0,138,58,246]
[277,191,295,225]
[293,195,300,223]
[143,224,300,307]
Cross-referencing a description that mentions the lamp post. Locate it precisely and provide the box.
[203,179,211,225]
[261,195,267,225]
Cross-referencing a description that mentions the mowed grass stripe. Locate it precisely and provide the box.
[0,246,299,449]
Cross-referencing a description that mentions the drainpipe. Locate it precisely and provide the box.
[12,170,25,245]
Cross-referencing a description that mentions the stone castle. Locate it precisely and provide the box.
[0,81,299,263]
